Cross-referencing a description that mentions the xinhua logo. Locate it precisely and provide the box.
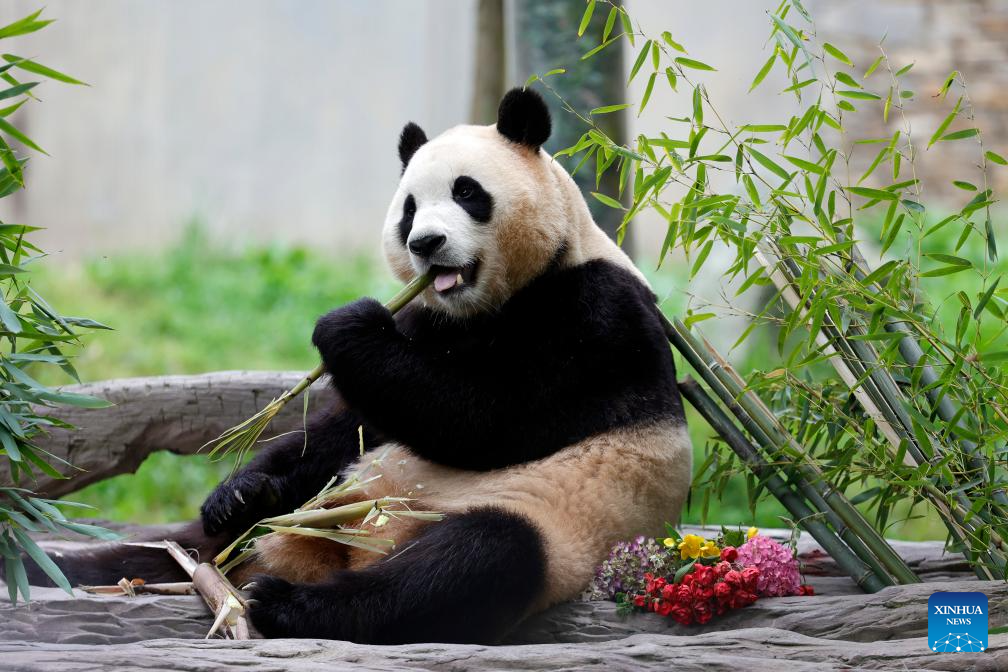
[928,591,988,653]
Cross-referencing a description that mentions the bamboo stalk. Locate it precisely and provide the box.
[203,272,432,463]
[669,319,899,585]
[764,243,1007,576]
[665,314,921,585]
[678,376,889,592]
[674,328,897,586]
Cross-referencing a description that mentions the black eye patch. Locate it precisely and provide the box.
[398,194,416,246]
[452,176,493,223]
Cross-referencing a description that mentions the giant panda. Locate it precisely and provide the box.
[19,88,692,644]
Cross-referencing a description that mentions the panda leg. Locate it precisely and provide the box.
[248,506,546,644]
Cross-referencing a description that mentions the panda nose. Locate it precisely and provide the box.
[408,233,447,258]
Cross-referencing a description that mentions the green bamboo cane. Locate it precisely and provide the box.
[667,316,902,585]
[771,248,1007,574]
[203,272,433,465]
[678,376,889,592]
[666,315,921,584]
[839,237,1007,511]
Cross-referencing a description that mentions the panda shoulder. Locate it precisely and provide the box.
[518,258,659,332]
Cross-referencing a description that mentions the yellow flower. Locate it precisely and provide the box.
[677,534,704,560]
[747,527,759,540]
[663,537,677,548]
[700,541,721,558]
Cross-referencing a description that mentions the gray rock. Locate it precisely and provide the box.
[1,629,1005,671]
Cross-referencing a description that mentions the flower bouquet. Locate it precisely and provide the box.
[587,526,813,626]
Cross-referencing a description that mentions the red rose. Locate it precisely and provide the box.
[714,581,732,601]
[741,567,760,591]
[693,601,713,624]
[676,584,693,606]
[633,594,647,608]
[724,569,742,586]
[681,573,694,587]
[720,546,738,562]
[697,586,714,601]
[799,584,815,596]
[715,561,731,577]
[694,565,716,587]
[730,590,757,609]
[669,605,693,625]
[655,600,674,617]
[661,584,677,601]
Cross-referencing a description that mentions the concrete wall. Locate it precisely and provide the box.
[0,1,1002,262]
[1,1,476,259]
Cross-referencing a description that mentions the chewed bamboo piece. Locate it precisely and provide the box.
[162,540,253,640]
[202,272,433,465]
[80,580,196,597]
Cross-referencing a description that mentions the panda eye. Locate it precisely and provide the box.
[455,184,474,200]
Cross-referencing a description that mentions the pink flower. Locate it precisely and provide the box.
[736,534,802,597]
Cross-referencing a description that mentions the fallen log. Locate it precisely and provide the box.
[0,371,337,498]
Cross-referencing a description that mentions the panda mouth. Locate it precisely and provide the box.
[430,261,480,294]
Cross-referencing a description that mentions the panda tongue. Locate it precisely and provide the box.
[434,270,460,292]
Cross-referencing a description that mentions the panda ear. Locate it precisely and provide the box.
[398,122,428,172]
[496,87,551,150]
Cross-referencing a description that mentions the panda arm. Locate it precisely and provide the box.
[200,405,382,535]
[312,263,678,470]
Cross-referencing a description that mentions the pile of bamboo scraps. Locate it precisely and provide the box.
[83,540,254,639]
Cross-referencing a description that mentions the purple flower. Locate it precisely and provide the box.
[583,536,676,601]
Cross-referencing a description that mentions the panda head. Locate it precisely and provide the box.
[383,87,597,318]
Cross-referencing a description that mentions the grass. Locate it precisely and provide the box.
[29,222,963,539]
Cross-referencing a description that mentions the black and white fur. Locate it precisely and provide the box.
[16,88,692,644]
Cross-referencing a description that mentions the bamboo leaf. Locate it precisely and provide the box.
[1,55,85,85]
[847,186,898,201]
[823,42,852,66]
[577,0,596,37]
[629,40,651,83]
[837,90,881,100]
[639,72,656,115]
[11,527,72,594]
[749,51,777,92]
[745,146,791,180]
[985,150,1007,166]
[941,128,979,142]
[591,191,625,209]
[675,56,716,72]
[590,103,630,115]
[928,110,958,148]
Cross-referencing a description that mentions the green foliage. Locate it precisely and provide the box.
[556,0,1008,578]
[0,9,113,604]
[26,229,392,523]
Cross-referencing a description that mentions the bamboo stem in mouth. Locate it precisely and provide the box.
[203,272,433,462]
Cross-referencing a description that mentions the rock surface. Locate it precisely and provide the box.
[3,529,1005,670]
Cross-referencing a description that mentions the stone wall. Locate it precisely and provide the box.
[813,0,1008,199]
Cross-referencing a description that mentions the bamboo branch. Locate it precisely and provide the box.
[664,314,921,585]
[202,272,432,465]
[678,376,889,592]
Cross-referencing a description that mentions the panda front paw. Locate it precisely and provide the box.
[247,575,318,638]
[200,470,280,536]
[312,298,396,369]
